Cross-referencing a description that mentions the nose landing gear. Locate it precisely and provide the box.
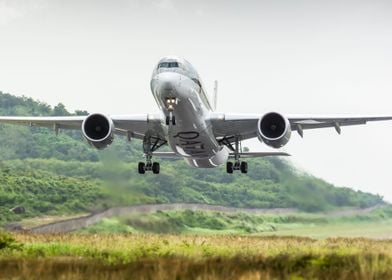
[165,112,176,126]
[165,98,177,126]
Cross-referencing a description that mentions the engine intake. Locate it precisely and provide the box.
[82,113,114,149]
[257,112,291,148]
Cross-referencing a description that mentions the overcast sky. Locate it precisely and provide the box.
[1,0,392,201]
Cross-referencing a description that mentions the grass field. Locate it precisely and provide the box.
[1,232,392,279]
[78,208,392,238]
[257,220,392,239]
[2,208,392,279]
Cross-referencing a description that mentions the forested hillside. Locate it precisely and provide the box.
[0,91,385,225]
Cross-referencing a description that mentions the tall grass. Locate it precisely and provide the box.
[1,233,391,279]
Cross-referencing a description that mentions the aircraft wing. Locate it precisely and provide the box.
[0,114,165,141]
[210,113,392,142]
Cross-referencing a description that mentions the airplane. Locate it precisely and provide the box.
[0,56,392,175]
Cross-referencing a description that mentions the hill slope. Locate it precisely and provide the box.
[0,91,385,225]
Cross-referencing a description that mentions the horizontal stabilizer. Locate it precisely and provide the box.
[152,152,181,159]
[229,152,291,158]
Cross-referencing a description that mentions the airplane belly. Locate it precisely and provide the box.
[184,147,230,168]
[166,90,221,160]
[169,127,221,159]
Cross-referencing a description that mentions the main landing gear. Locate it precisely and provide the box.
[138,161,160,174]
[224,136,248,174]
[138,136,166,175]
[165,98,177,126]
[226,161,248,174]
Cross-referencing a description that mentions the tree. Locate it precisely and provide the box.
[53,103,70,116]
[75,110,89,116]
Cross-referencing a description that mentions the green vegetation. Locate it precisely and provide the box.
[0,91,391,278]
[0,164,103,224]
[0,232,22,251]
[1,232,392,279]
[0,90,387,227]
[80,206,392,238]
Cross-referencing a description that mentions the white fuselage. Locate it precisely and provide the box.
[150,57,229,168]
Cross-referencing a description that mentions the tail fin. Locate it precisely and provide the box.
[212,80,218,111]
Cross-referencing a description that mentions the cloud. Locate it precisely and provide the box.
[0,1,24,25]
[0,0,45,26]
[151,0,176,12]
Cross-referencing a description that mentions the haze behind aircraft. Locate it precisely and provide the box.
[1,56,392,174]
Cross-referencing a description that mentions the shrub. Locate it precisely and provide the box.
[0,232,23,251]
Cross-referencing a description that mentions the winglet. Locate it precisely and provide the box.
[334,122,341,134]
[297,124,304,138]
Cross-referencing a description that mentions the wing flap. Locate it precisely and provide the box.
[0,116,85,130]
[229,152,290,158]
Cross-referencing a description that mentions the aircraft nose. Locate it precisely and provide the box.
[156,73,178,94]
[160,79,173,91]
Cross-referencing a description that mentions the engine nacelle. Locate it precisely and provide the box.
[257,112,291,148]
[82,113,114,149]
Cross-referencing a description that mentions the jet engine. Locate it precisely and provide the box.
[257,112,291,148]
[82,113,114,149]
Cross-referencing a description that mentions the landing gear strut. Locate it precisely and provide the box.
[138,136,166,175]
[225,136,248,174]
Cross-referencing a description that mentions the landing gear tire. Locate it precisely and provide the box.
[152,162,160,174]
[240,161,248,174]
[140,136,165,174]
[226,161,248,174]
[226,162,234,174]
[165,113,176,126]
[138,162,146,174]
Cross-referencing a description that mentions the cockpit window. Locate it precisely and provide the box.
[158,62,179,68]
